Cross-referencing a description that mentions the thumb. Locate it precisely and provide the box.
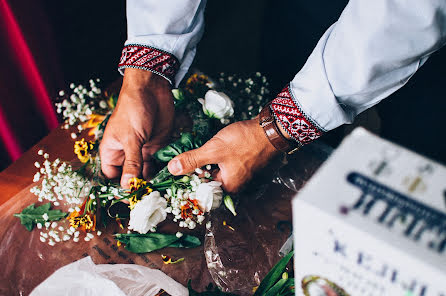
[121,141,143,188]
[168,140,219,175]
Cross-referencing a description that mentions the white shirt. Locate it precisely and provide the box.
[125,0,446,132]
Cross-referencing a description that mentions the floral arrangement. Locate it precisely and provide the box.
[15,72,271,251]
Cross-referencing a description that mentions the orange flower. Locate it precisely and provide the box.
[181,203,193,219]
[68,211,96,231]
[185,73,212,94]
[82,114,105,136]
[189,199,203,215]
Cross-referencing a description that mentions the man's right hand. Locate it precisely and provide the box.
[100,68,174,188]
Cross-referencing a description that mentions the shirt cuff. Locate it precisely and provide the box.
[118,44,180,85]
[271,85,324,145]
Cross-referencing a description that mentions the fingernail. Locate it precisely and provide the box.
[168,159,183,175]
[121,174,134,187]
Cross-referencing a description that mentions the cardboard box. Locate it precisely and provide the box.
[292,128,446,296]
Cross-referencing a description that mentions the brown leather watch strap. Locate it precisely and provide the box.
[259,103,302,154]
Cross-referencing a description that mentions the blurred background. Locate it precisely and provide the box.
[1,0,445,171]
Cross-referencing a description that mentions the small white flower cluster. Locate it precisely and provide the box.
[37,219,101,246]
[55,79,104,130]
[217,72,270,121]
[165,166,222,230]
[30,149,91,205]
[164,174,205,230]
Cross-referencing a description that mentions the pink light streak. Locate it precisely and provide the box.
[0,0,59,130]
[0,106,22,161]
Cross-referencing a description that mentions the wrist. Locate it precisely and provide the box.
[123,68,171,92]
[258,103,302,154]
[117,69,174,119]
[250,118,281,157]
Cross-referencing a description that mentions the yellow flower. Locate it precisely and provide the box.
[161,255,184,264]
[74,138,95,163]
[129,177,147,192]
[128,177,153,209]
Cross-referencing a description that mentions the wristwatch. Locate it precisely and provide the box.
[259,103,302,154]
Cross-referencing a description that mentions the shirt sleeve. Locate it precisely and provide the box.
[271,0,446,145]
[118,0,206,86]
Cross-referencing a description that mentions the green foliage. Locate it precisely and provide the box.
[223,195,237,216]
[153,133,202,162]
[253,250,294,296]
[114,232,201,253]
[14,203,67,231]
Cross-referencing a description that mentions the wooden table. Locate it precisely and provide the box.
[0,122,330,295]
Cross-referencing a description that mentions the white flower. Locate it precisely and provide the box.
[128,191,167,234]
[198,90,234,119]
[194,181,223,213]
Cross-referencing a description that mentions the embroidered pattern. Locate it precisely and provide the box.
[118,44,180,85]
[271,85,324,145]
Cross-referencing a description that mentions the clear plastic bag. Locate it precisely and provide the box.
[204,142,331,295]
[30,256,188,296]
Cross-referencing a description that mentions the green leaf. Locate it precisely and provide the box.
[150,167,173,185]
[264,278,287,296]
[223,195,237,216]
[172,89,185,102]
[253,250,294,296]
[14,203,67,231]
[168,234,201,248]
[114,233,201,254]
[153,146,181,162]
[278,278,295,296]
[178,133,195,150]
[153,133,201,163]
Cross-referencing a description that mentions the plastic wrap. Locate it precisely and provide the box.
[203,142,332,295]
[0,142,330,295]
[30,256,188,296]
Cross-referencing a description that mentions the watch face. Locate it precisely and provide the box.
[302,275,350,296]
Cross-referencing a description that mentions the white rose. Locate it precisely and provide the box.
[198,90,234,119]
[128,191,167,234]
[194,181,223,213]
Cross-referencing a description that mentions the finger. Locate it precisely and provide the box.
[100,141,124,180]
[102,163,122,180]
[167,140,221,175]
[121,140,143,188]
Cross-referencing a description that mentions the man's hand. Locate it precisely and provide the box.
[100,69,174,188]
[167,119,280,192]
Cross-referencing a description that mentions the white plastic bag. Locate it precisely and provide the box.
[30,256,188,296]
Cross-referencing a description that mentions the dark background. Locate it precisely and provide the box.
[1,0,445,171]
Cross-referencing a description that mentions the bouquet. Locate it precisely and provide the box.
[14,73,297,295]
[15,72,271,251]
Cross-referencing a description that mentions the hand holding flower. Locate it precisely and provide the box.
[167,119,280,192]
[99,69,174,188]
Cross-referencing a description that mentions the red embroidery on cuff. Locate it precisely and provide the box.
[271,85,324,145]
[118,44,180,85]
